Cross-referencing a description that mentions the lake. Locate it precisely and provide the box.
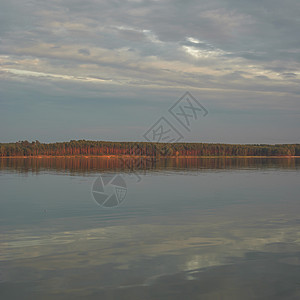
[1,157,300,299]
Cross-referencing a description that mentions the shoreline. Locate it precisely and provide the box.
[1,155,299,159]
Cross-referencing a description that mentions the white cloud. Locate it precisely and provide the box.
[187,37,201,44]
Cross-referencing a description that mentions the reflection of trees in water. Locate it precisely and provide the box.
[1,157,299,174]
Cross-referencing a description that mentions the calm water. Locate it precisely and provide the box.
[1,157,300,299]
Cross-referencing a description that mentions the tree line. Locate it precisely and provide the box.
[0,140,299,157]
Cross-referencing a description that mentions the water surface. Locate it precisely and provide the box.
[1,157,300,299]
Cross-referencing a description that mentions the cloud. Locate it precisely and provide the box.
[78,48,90,56]
[0,0,299,142]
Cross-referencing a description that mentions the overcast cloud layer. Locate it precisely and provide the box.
[0,0,299,143]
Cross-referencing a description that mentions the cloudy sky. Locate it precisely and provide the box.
[0,0,299,143]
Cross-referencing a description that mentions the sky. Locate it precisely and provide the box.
[0,0,299,144]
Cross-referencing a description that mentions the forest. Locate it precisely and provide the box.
[0,140,299,157]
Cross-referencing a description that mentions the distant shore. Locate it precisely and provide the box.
[2,141,299,157]
[1,155,300,159]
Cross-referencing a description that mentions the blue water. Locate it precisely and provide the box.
[1,158,300,299]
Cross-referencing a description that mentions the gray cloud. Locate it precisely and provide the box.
[78,48,90,56]
[0,0,299,142]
